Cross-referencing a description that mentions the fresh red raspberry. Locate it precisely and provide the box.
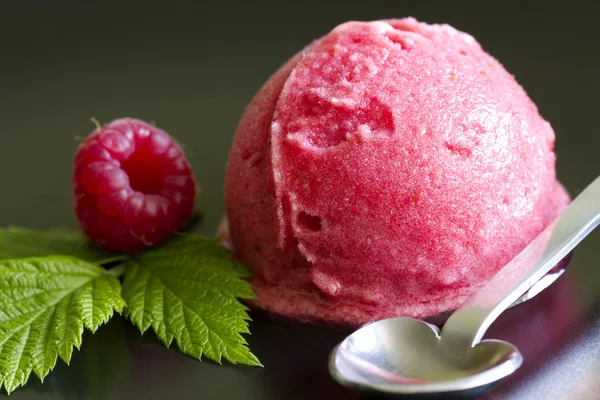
[74,118,196,252]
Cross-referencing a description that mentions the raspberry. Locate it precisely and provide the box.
[74,118,196,252]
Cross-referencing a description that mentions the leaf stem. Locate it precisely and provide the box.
[98,255,130,267]
[104,263,126,278]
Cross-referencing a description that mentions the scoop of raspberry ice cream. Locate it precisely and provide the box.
[225,18,570,326]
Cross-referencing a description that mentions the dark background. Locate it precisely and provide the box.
[0,1,599,399]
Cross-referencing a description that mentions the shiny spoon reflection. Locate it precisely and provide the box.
[330,175,600,398]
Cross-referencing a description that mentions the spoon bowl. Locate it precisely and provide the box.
[329,317,522,398]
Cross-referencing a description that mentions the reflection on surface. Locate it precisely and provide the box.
[246,314,359,400]
[7,317,131,400]
[481,272,587,399]
[483,271,577,371]
[506,314,600,400]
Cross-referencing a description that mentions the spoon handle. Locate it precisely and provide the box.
[440,175,600,353]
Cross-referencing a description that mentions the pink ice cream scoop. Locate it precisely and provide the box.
[224,18,570,326]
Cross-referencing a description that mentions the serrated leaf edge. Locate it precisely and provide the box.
[0,257,126,393]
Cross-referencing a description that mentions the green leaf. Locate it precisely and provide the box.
[0,227,125,264]
[122,234,261,367]
[0,256,126,393]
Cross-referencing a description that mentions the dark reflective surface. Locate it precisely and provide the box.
[1,1,599,399]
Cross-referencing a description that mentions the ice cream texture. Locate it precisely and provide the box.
[225,18,570,326]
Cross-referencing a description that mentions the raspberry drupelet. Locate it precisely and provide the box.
[74,118,196,252]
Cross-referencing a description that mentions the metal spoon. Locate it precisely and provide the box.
[329,175,600,398]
